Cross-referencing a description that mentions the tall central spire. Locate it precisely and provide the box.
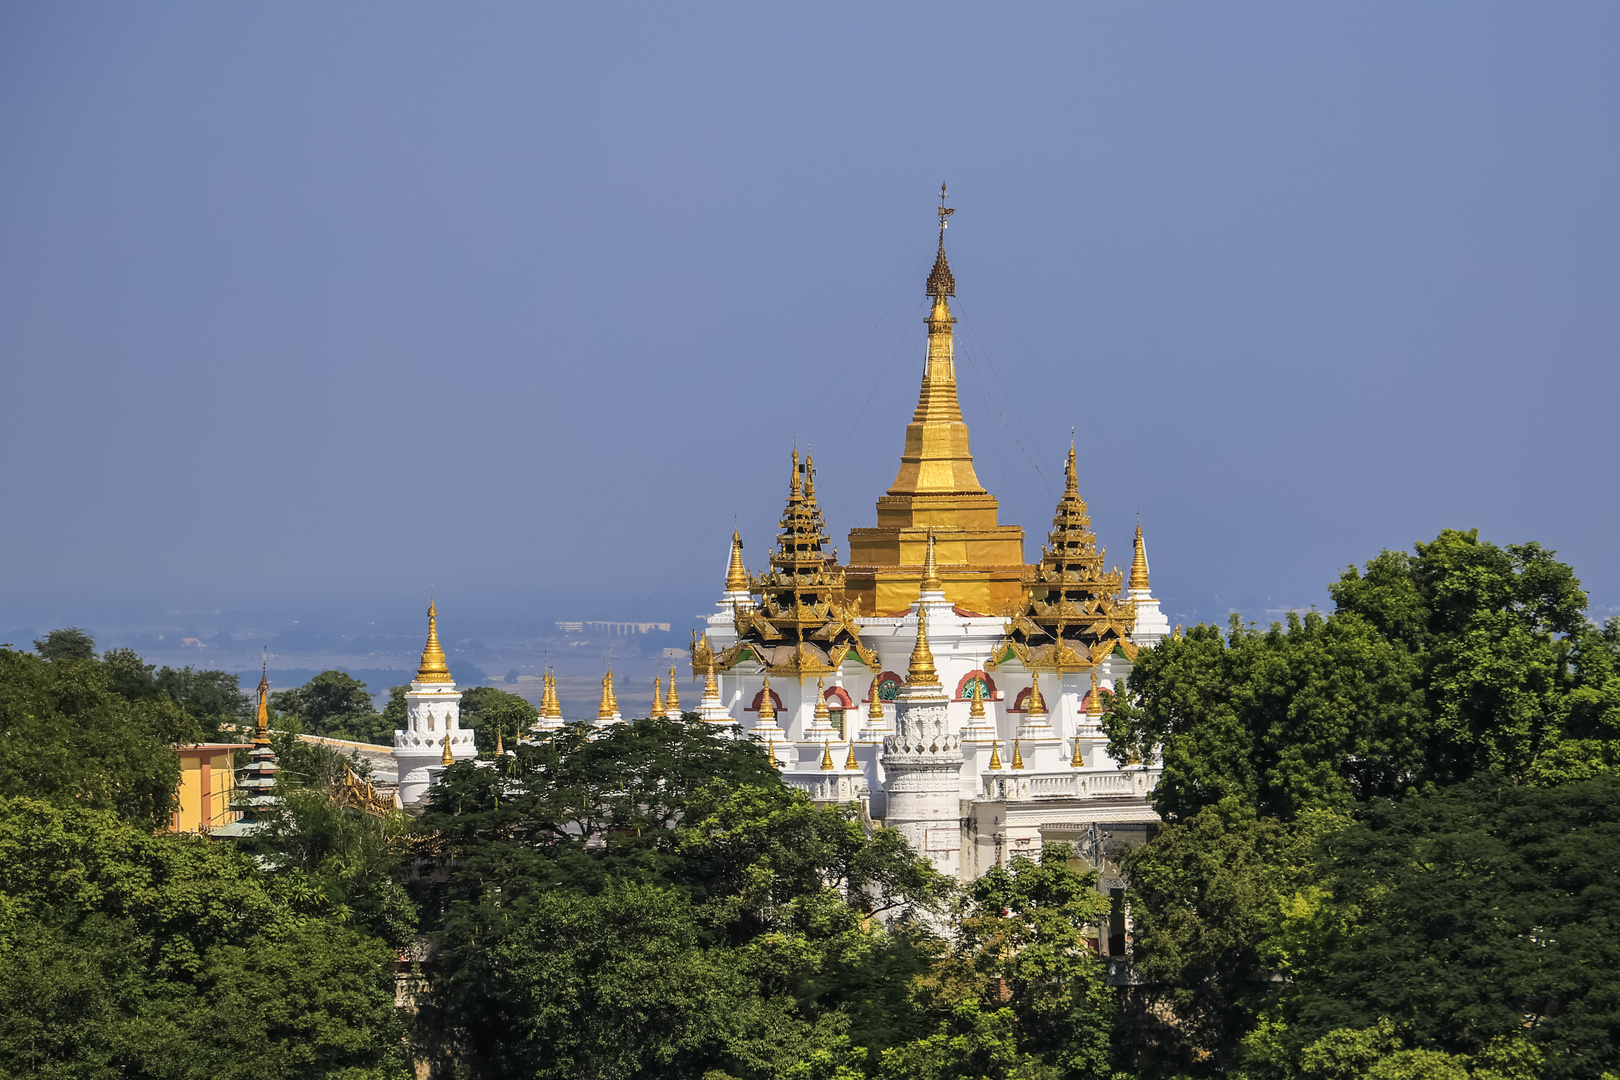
[845,187,1027,616]
[889,184,984,497]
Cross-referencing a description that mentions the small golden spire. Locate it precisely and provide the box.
[845,740,858,770]
[921,529,944,593]
[704,660,720,701]
[1024,675,1047,718]
[1065,441,1080,499]
[766,739,780,767]
[814,677,830,721]
[1129,519,1151,592]
[926,183,956,298]
[790,448,802,498]
[416,601,454,683]
[495,727,504,756]
[254,659,270,747]
[597,670,618,721]
[441,733,454,766]
[665,666,681,715]
[1011,738,1025,770]
[1070,735,1084,768]
[969,678,986,720]
[988,740,1003,770]
[651,677,666,719]
[725,529,749,593]
[1087,668,1104,717]
[907,603,941,686]
[820,740,835,771]
[540,671,562,719]
[867,688,885,720]
[758,678,776,721]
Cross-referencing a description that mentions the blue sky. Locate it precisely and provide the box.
[3,2,1617,658]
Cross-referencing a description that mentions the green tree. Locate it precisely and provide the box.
[272,669,392,745]
[0,797,406,1080]
[0,647,198,830]
[459,685,539,753]
[33,627,96,661]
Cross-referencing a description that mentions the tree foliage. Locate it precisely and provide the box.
[271,669,393,745]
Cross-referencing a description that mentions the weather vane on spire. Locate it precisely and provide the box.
[937,183,955,235]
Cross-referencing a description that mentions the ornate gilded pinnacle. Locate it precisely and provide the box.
[597,671,618,720]
[254,661,270,747]
[495,727,504,756]
[969,678,986,719]
[651,677,666,719]
[539,672,562,719]
[988,740,1003,770]
[416,601,454,684]
[725,529,749,593]
[1087,668,1103,717]
[844,741,858,770]
[1130,520,1151,592]
[1011,738,1024,770]
[868,688,885,720]
[907,604,941,687]
[441,733,454,766]
[1025,676,1047,718]
[926,184,956,298]
[1071,737,1084,768]
[814,678,830,720]
[665,667,681,715]
[758,678,776,721]
[766,739,779,767]
[703,661,720,701]
[820,741,834,771]
[1065,442,1080,498]
[921,529,943,594]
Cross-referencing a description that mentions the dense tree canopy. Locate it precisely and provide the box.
[272,669,394,744]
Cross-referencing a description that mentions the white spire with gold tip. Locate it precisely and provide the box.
[1126,517,1170,645]
[394,599,472,806]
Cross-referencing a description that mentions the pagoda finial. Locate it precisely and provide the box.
[597,670,618,721]
[814,677,830,721]
[790,448,802,499]
[820,741,835,771]
[1129,518,1151,592]
[254,654,271,748]
[927,184,956,298]
[1070,736,1084,768]
[969,677,986,719]
[441,733,454,766]
[758,678,776,721]
[494,727,504,756]
[921,529,944,593]
[725,529,749,593]
[907,603,941,686]
[1087,668,1104,717]
[1011,738,1025,770]
[867,685,885,720]
[651,677,666,719]
[1024,675,1047,718]
[988,739,1003,770]
[1065,442,1079,498]
[845,740,858,770]
[416,600,454,683]
[665,666,681,715]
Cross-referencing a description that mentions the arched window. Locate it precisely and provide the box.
[824,685,855,738]
[868,671,903,705]
[953,670,998,702]
[746,688,785,713]
[1010,687,1033,713]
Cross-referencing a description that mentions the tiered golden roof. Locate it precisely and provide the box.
[990,445,1138,673]
[717,450,877,680]
[416,601,454,683]
[845,191,1027,615]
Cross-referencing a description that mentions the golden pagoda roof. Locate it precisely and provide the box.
[989,445,1137,672]
[416,602,454,684]
[719,449,876,679]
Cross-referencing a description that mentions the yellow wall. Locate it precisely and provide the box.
[172,744,248,834]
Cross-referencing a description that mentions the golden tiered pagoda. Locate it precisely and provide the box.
[715,449,877,680]
[990,445,1138,673]
[844,187,1027,616]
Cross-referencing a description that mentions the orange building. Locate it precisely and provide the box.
[171,743,250,834]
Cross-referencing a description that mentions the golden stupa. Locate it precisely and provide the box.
[844,186,1026,616]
